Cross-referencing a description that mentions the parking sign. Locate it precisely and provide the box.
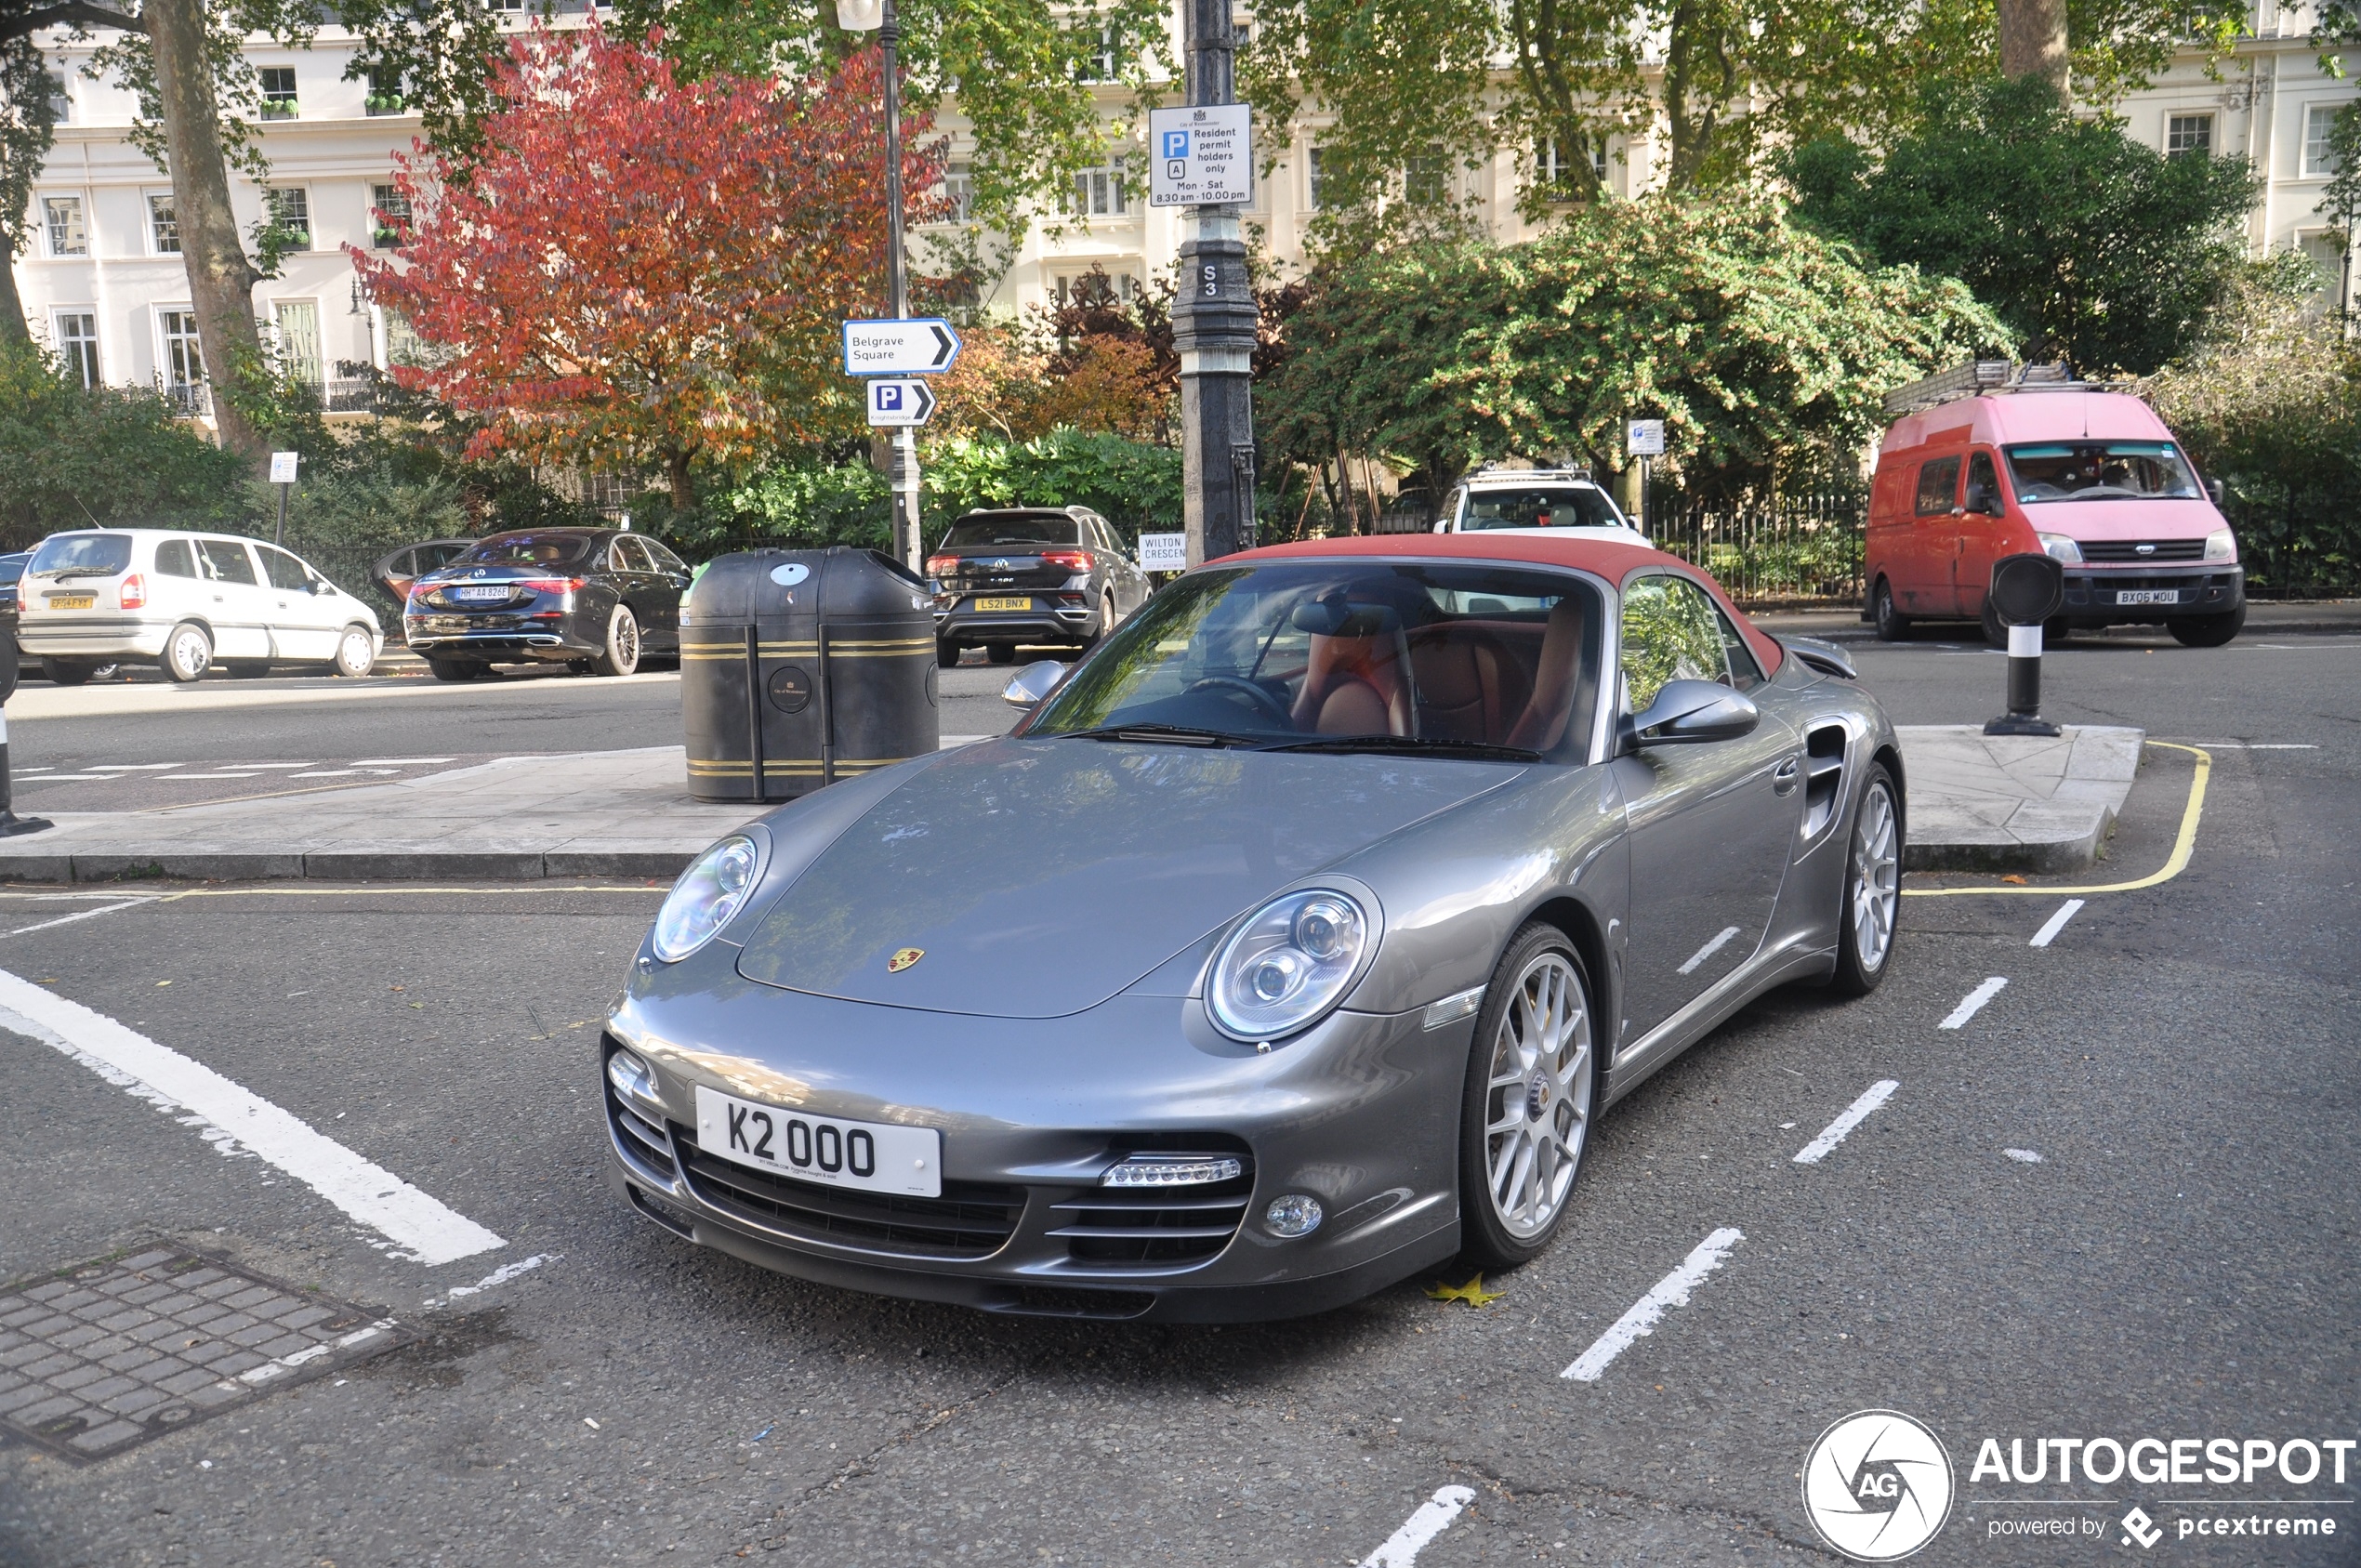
[1148,104,1251,206]
[865,378,936,428]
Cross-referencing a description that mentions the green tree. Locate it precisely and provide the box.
[1786,77,2259,376]
[0,32,57,345]
[1259,195,2005,502]
[0,333,245,540]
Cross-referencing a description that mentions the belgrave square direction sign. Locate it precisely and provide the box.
[842,318,962,376]
[1148,103,1252,207]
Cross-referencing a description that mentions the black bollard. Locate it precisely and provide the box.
[1983,554,2064,739]
[0,635,50,836]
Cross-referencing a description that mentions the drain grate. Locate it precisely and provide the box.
[0,1245,409,1462]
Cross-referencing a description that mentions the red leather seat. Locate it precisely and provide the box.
[1290,621,1415,735]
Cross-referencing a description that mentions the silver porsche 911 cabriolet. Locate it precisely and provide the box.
[601,533,1903,1321]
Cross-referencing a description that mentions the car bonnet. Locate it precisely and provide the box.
[732,736,1523,1018]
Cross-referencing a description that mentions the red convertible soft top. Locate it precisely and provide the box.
[1230,532,1786,679]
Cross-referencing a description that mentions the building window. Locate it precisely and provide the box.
[487,0,526,13]
[2303,103,2344,177]
[46,72,69,124]
[1537,138,1605,196]
[273,299,323,389]
[371,183,413,248]
[44,195,87,257]
[257,66,297,119]
[1074,21,1119,82]
[2166,113,2212,157]
[1064,158,1128,217]
[159,310,204,404]
[1403,150,1448,205]
[1307,146,1326,209]
[54,313,99,389]
[1054,270,1139,307]
[365,69,404,116]
[149,193,180,255]
[384,310,428,369]
[265,187,311,250]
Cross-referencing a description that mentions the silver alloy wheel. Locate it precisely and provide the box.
[1850,782,1900,973]
[334,626,374,677]
[1481,951,1593,1240]
[604,606,640,674]
[165,625,211,682]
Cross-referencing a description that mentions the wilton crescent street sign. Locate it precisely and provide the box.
[842,318,963,376]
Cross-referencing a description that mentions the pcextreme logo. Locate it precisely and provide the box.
[1803,1410,1957,1561]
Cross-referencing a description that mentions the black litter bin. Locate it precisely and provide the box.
[682,547,940,803]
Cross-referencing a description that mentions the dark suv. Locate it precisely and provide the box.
[926,507,1150,664]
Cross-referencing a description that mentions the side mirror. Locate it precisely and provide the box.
[1622,679,1760,747]
[1964,481,1999,516]
[310,579,336,595]
[2207,477,2225,506]
[1001,659,1068,708]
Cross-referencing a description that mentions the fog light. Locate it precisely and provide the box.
[605,1048,658,1108]
[1265,1193,1323,1237]
[1103,1154,1244,1188]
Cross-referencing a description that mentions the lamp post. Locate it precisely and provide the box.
[838,0,925,571]
[1174,0,1258,565]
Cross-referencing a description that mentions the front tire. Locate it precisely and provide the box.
[1457,925,1599,1272]
[332,626,376,678]
[160,623,212,683]
[2169,604,2244,647]
[591,604,640,676]
[1872,577,1910,642]
[1827,763,1902,996]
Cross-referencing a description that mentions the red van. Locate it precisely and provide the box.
[1863,377,2243,647]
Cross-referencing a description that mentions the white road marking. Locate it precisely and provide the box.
[167,771,265,780]
[2004,1149,2043,1164]
[289,771,359,778]
[1676,925,1744,976]
[1939,977,2008,1030]
[1792,1080,1899,1165]
[3,898,158,938]
[19,772,111,781]
[424,1252,557,1310]
[1360,1486,1476,1567]
[1561,1228,1745,1382]
[2185,741,2316,749]
[231,1317,395,1386]
[2029,899,2086,948]
[0,966,505,1265]
[88,763,181,771]
[349,758,455,766]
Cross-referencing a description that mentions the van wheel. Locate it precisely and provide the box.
[42,658,93,686]
[161,623,213,683]
[332,626,376,677]
[2170,605,2245,647]
[1872,578,1911,642]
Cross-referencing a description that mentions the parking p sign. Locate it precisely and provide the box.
[1148,104,1252,206]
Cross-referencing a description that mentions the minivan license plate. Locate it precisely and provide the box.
[2116,589,2180,605]
[46,594,95,610]
[692,1086,941,1197]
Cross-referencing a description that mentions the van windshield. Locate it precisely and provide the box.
[27,534,133,578]
[2003,442,2200,503]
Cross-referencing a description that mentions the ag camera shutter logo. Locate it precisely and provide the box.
[1802,1410,1956,1561]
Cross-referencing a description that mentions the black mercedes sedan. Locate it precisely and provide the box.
[926,507,1150,665]
[404,528,692,680]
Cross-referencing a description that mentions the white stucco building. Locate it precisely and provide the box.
[9,2,2354,420]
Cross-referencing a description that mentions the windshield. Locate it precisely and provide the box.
[0,554,29,586]
[1027,560,1604,759]
[1463,487,1622,531]
[942,515,1081,548]
[455,533,596,569]
[27,533,133,577]
[2003,441,2200,503]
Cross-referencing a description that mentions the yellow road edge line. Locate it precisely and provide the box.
[1901,741,2212,898]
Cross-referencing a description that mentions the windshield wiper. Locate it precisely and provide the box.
[27,566,116,579]
[1060,722,1263,748]
[1259,734,1541,762]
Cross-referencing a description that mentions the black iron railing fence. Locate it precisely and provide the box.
[1642,490,1869,608]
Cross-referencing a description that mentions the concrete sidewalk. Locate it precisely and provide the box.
[1752,597,2361,643]
[0,726,2143,883]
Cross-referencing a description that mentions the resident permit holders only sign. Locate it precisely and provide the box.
[1149,104,1252,206]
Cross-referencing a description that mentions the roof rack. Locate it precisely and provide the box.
[1470,464,1595,483]
[1880,360,2082,417]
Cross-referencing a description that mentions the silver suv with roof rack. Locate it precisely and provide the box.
[1431,468,1640,536]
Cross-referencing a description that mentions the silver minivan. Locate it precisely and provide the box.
[16,529,384,684]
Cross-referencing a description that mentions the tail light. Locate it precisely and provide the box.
[1040,549,1095,573]
[119,573,147,610]
[518,577,584,598]
[925,554,959,576]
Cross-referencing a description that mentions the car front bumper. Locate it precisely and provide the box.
[599,971,1466,1322]
[2062,564,2243,622]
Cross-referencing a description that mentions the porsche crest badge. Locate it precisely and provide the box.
[886,947,925,973]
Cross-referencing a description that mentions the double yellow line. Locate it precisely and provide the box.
[1902,742,2212,899]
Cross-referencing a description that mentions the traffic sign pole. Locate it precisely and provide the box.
[1173,0,1258,568]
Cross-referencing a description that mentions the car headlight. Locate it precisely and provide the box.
[1207,889,1372,1042]
[651,835,762,962]
[2036,532,2083,565]
[2204,528,2236,562]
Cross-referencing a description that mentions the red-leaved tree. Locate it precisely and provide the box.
[350,27,942,511]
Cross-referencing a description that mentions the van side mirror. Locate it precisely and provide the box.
[1963,481,2001,517]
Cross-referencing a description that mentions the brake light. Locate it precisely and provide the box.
[1040,549,1094,573]
[518,577,583,598]
[119,573,146,610]
[925,555,959,575]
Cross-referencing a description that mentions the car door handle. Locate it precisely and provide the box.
[1772,758,1802,796]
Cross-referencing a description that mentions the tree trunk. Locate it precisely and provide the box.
[1997,0,2070,99]
[0,243,29,348]
[666,450,693,511]
[145,0,266,460]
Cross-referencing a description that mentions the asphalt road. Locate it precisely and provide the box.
[0,630,2353,1566]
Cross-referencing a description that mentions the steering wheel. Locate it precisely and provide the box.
[1188,676,1292,729]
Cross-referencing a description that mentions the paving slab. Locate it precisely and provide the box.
[1893,723,2144,873]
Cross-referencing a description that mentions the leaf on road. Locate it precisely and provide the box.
[1425,1274,1505,1308]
